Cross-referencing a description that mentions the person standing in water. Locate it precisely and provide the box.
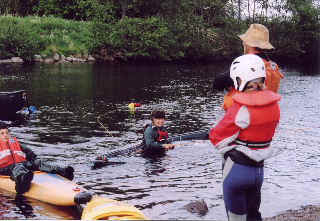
[210,54,281,221]
[223,23,284,111]
[142,109,175,156]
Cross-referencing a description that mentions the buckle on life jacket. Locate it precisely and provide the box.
[233,139,271,149]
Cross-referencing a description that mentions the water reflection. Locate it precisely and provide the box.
[143,156,167,176]
[14,195,35,218]
[0,191,77,220]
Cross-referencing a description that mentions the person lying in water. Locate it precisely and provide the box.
[141,109,175,156]
[0,123,74,194]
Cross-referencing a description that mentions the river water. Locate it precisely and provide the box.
[0,62,319,220]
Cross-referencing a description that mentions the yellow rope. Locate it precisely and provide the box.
[97,115,113,137]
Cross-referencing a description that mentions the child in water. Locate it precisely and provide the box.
[142,109,175,156]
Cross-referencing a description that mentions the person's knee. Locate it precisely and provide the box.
[247,211,262,221]
[11,163,28,180]
[227,210,246,221]
[11,163,34,194]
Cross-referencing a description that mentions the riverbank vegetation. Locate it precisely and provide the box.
[0,16,91,62]
[0,0,319,65]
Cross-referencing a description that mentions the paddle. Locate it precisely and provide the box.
[91,129,210,168]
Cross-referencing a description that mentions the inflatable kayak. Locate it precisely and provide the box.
[0,171,85,206]
[0,171,148,220]
[81,196,148,220]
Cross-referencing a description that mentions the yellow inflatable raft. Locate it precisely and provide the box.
[0,171,148,220]
[81,196,148,220]
[0,171,83,206]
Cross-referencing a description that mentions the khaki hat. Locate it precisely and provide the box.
[238,24,274,49]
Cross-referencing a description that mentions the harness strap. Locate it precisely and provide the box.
[233,139,271,149]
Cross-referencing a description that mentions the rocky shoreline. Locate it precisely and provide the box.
[0,53,96,64]
[263,205,320,221]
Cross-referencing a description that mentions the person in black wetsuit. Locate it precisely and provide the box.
[142,109,175,156]
[0,123,74,194]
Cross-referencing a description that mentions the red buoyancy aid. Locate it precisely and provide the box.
[263,59,284,93]
[157,129,168,142]
[0,137,26,168]
[232,90,281,149]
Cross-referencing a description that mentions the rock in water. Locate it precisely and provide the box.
[184,199,208,216]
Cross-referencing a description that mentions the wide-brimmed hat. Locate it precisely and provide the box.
[238,24,274,49]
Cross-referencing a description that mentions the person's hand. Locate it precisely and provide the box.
[26,151,37,161]
[163,144,175,151]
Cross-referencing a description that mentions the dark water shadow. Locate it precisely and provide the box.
[14,195,36,218]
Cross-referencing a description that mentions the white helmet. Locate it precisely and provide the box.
[230,54,266,91]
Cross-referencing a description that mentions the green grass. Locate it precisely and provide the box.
[0,15,92,59]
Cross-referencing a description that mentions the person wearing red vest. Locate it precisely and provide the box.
[0,123,74,194]
[142,109,175,156]
[223,23,284,111]
[209,54,281,221]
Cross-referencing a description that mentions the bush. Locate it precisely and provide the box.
[0,0,37,16]
[90,17,181,62]
[34,0,116,23]
[0,16,93,60]
[27,16,92,57]
[90,16,227,62]
[0,16,45,62]
[266,9,320,64]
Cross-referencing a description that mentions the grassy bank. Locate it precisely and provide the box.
[0,15,92,62]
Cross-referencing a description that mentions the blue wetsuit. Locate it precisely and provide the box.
[223,156,263,221]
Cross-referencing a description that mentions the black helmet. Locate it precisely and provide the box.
[151,109,166,119]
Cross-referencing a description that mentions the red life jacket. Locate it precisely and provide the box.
[157,129,168,142]
[263,59,284,93]
[143,124,169,143]
[232,90,281,150]
[0,137,27,168]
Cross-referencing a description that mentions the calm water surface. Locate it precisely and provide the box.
[0,62,319,220]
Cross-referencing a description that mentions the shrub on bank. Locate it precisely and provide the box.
[0,15,92,61]
[90,17,184,62]
[0,16,45,62]
[27,16,92,57]
[90,16,227,62]
[0,14,318,64]
[33,0,116,23]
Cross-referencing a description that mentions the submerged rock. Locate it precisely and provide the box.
[184,199,208,216]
